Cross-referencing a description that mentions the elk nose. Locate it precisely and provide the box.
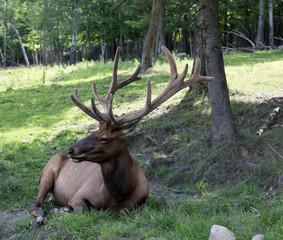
[67,148,74,157]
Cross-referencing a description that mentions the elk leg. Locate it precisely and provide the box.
[68,197,90,213]
[29,171,55,223]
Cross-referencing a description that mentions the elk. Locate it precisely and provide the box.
[29,46,213,223]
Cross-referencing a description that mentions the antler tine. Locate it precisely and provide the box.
[107,94,118,126]
[71,89,103,122]
[117,66,142,89]
[145,79,152,111]
[92,82,108,113]
[92,48,142,115]
[112,79,152,125]
[91,97,110,123]
[108,47,120,95]
[184,58,214,85]
[161,46,178,83]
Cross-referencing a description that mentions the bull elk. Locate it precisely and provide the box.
[30,46,213,222]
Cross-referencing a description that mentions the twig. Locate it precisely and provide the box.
[113,0,127,12]
[223,30,255,48]
[163,186,186,194]
[146,135,158,146]
[231,176,251,192]
[266,142,283,160]
[274,36,283,41]
[257,107,281,135]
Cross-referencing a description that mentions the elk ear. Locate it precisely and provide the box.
[122,120,140,135]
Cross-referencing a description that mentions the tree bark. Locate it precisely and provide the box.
[154,0,166,60]
[86,19,95,60]
[0,47,3,67]
[200,0,236,146]
[10,21,30,66]
[193,3,206,76]
[141,0,162,72]
[31,24,39,66]
[3,24,7,68]
[70,0,77,65]
[100,37,106,62]
[119,9,125,61]
[252,0,257,37]
[256,0,266,47]
[268,0,274,47]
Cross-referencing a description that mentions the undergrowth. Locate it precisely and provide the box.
[0,50,282,239]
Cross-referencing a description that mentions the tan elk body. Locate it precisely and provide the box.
[30,46,213,222]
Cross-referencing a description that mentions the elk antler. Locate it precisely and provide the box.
[71,46,214,127]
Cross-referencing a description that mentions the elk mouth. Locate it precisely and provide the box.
[68,155,86,163]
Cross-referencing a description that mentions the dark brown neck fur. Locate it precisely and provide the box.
[99,143,137,202]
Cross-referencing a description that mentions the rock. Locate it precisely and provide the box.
[174,52,188,59]
[251,234,264,240]
[208,225,236,240]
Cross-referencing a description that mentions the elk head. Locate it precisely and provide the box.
[67,46,213,163]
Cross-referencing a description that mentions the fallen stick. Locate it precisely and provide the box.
[257,107,281,135]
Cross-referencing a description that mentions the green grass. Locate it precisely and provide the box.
[0,50,282,239]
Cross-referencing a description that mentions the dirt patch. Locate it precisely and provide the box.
[0,209,29,227]
[0,209,52,239]
[0,209,29,239]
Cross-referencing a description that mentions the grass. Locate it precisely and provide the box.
[0,50,282,239]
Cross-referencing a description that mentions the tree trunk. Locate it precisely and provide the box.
[10,21,30,66]
[86,19,95,60]
[256,0,266,47]
[3,24,7,68]
[55,43,60,65]
[193,3,206,76]
[70,0,77,65]
[189,31,193,57]
[0,47,3,67]
[141,0,162,72]
[119,9,125,61]
[200,0,236,146]
[31,24,39,66]
[100,37,106,62]
[252,0,257,37]
[154,0,166,60]
[9,26,15,65]
[268,0,274,47]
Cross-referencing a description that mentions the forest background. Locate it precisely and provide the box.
[0,0,282,67]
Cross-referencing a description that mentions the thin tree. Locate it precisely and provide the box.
[198,0,236,146]
[256,0,266,47]
[10,21,30,66]
[268,0,274,47]
[3,23,7,68]
[141,0,162,72]
[154,0,166,60]
[70,0,77,65]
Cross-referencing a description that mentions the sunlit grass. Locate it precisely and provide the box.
[224,50,283,99]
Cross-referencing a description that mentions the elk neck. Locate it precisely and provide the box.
[99,142,138,202]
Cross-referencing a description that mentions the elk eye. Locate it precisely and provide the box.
[99,138,108,143]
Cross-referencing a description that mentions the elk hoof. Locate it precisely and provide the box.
[30,207,47,224]
[36,215,45,224]
[50,206,70,215]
